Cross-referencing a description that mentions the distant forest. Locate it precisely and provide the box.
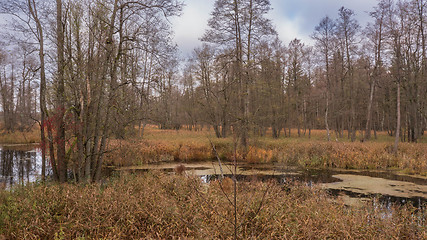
[0,0,426,180]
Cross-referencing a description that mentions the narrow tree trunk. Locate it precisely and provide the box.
[394,81,401,154]
[364,78,376,141]
[28,0,47,181]
[56,0,67,182]
[213,125,221,138]
[325,93,331,141]
[221,111,227,138]
[94,0,120,181]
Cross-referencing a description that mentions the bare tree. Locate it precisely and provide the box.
[202,0,275,148]
[364,0,389,141]
[336,7,360,141]
[285,38,311,137]
[312,16,335,141]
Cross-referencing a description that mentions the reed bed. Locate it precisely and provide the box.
[105,127,427,175]
[0,172,425,239]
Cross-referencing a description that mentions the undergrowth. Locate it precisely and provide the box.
[0,172,425,239]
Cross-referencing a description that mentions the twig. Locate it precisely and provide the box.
[208,138,224,180]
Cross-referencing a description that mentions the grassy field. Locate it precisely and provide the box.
[0,172,425,239]
[105,126,427,176]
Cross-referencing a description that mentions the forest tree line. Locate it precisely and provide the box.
[0,0,426,182]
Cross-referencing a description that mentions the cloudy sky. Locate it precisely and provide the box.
[171,0,379,57]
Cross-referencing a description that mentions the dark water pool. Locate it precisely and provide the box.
[118,162,427,208]
[0,145,43,189]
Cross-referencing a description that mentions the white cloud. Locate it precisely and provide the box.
[271,14,311,45]
[171,0,214,58]
[171,0,378,56]
[268,2,312,46]
[269,0,378,44]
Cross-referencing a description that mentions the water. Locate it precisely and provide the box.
[118,161,427,208]
[1,146,426,209]
[0,145,43,189]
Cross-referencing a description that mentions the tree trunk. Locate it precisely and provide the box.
[364,78,376,141]
[325,93,331,141]
[394,81,401,153]
[55,0,67,182]
[27,0,48,181]
[94,0,120,181]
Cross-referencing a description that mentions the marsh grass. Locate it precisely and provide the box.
[2,125,424,175]
[0,172,425,239]
[105,126,427,175]
[0,126,40,144]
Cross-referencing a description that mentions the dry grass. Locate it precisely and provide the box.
[105,138,217,166]
[0,126,40,144]
[105,126,427,175]
[263,141,427,174]
[0,172,425,239]
[105,127,232,166]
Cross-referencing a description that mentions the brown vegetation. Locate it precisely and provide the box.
[0,125,40,144]
[0,172,425,239]
[104,127,427,176]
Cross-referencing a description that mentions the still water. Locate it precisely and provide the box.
[1,145,426,208]
[119,162,427,207]
[0,145,43,189]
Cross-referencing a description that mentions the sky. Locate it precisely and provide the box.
[171,0,379,58]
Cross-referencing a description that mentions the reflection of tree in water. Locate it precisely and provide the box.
[0,149,36,188]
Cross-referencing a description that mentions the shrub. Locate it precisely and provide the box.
[0,173,425,239]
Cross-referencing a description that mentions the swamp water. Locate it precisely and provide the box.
[1,146,426,208]
[119,161,427,208]
[0,145,43,189]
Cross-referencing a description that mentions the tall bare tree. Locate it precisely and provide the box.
[312,16,335,141]
[336,7,360,141]
[364,0,389,141]
[202,0,275,148]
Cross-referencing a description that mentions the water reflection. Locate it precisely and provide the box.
[199,172,340,185]
[0,146,42,189]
